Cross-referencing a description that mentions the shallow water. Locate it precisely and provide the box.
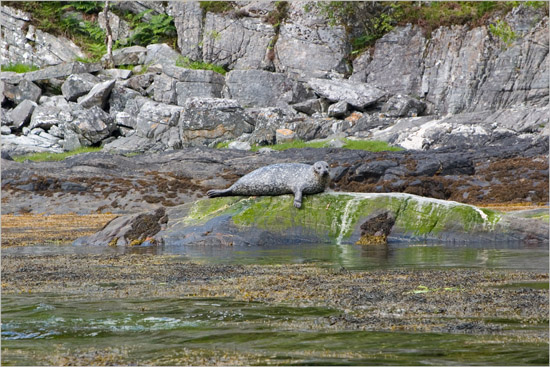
[2,241,548,365]
[2,294,548,366]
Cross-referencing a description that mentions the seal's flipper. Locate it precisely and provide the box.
[207,188,232,198]
[293,190,303,209]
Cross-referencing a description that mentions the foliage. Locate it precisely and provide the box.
[175,56,227,75]
[0,64,39,73]
[12,146,103,163]
[489,20,517,47]
[246,139,403,152]
[199,1,235,14]
[61,1,103,14]
[265,1,289,26]
[126,11,176,46]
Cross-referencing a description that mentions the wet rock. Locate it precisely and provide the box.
[74,207,167,246]
[307,78,387,110]
[61,73,101,102]
[355,211,396,245]
[77,79,116,109]
[11,99,36,129]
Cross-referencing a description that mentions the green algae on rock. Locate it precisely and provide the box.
[74,192,548,246]
[156,192,546,246]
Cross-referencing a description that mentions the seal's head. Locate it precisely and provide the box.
[313,161,330,178]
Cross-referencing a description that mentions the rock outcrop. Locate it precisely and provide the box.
[74,193,549,247]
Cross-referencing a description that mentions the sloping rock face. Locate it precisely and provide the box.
[0,6,86,67]
[74,193,549,247]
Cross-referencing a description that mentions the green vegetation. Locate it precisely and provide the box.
[12,146,102,163]
[175,56,227,75]
[199,1,235,14]
[0,64,39,73]
[125,10,176,47]
[489,20,517,47]
[245,139,403,153]
[307,1,548,55]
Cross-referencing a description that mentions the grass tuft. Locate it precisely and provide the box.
[1,64,40,73]
[175,56,227,75]
[246,139,403,152]
[12,147,103,163]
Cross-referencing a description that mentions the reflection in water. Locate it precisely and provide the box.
[4,241,548,271]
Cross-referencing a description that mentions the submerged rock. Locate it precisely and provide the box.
[74,192,549,247]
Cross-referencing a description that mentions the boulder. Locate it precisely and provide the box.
[179,98,255,147]
[29,105,64,130]
[381,95,426,117]
[275,128,296,143]
[108,85,142,114]
[77,79,116,109]
[10,99,36,129]
[1,126,11,135]
[152,74,177,104]
[144,43,181,66]
[61,73,101,102]
[23,62,102,82]
[245,107,302,145]
[228,141,252,151]
[108,46,147,66]
[101,68,133,80]
[328,101,349,118]
[224,69,311,108]
[38,95,71,108]
[64,105,116,145]
[123,73,156,96]
[202,12,276,70]
[291,98,328,115]
[1,133,63,155]
[2,79,41,104]
[307,78,388,110]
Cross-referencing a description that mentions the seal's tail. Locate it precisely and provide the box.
[207,189,231,198]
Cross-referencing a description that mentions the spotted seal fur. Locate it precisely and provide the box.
[207,161,330,208]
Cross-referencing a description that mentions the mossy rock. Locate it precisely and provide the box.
[158,192,547,246]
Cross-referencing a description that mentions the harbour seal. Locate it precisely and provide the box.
[207,161,330,208]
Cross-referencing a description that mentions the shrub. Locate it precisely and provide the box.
[489,20,517,47]
[1,64,39,73]
[126,11,176,46]
[175,56,227,75]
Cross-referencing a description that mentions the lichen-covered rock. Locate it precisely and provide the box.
[245,107,301,145]
[61,73,100,102]
[179,97,255,147]
[108,46,147,66]
[63,105,116,145]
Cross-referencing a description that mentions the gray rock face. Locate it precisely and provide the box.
[131,97,183,148]
[61,73,101,102]
[101,68,133,80]
[23,62,103,82]
[108,85,142,114]
[11,99,37,129]
[362,25,425,96]
[1,6,86,67]
[154,65,225,105]
[98,10,132,43]
[307,78,387,110]
[224,70,308,108]
[179,98,255,146]
[274,2,350,80]
[29,105,63,130]
[291,98,329,115]
[170,1,204,61]
[78,79,116,109]
[202,12,275,70]
[382,95,426,118]
[3,79,42,105]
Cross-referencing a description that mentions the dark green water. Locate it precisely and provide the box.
[2,243,549,365]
